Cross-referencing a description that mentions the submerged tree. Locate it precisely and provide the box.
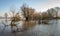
[21,4,35,21]
[9,7,21,22]
[5,13,8,22]
[54,7,60,18]
[47,8,57,19]
[10,6,16,17]
[42,12,49,20]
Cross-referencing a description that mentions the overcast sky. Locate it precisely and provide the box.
[0,0,60,16]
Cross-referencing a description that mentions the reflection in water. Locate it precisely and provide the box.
[0,19,60,36]
[11,21,18,32]
[21,21,36,31]
[1,20,37,33]
[1,21,10,32]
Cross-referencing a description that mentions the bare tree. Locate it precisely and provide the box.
[55,7,60,18]
[42,12,49,20]
[5,13,8,22]
[21,4,35,21]
[47,8,57,19]
[10,6,16,17]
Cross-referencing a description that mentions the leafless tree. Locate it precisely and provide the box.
[5,13,8,22]
[21,4,35,21]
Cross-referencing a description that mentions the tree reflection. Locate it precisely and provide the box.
[21,21,36,31]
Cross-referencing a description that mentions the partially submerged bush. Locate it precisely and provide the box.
[11,16,20,22]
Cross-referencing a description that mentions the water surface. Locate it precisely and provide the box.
[0,19,60,36]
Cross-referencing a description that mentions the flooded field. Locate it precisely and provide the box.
[0,19,60,36]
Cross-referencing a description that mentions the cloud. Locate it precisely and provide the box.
[39,0,60,12]
[47,0,60,7]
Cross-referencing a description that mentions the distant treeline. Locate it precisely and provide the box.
[0,17,11,19]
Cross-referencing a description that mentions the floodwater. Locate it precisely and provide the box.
[0,19,60,36]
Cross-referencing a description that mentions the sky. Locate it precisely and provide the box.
[0,0,60,16]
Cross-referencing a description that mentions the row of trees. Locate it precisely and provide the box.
[4,4,59,22]
[21,4,59,21]
[18,4,41,21]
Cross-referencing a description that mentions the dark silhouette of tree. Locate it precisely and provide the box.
[10,6,16,17]
[5,13,8,22]
[21,4,35,21]
[47,8,57,19]
[55,7,60,18]
[42,12,49,20]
